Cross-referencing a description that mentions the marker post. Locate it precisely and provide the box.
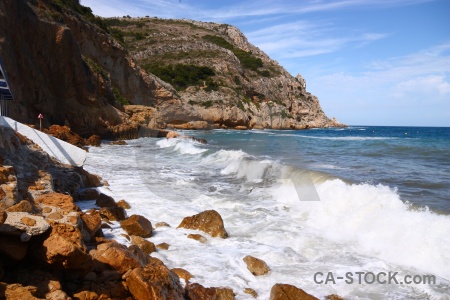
[38,113,43,131]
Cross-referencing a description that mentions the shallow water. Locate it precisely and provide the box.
[84,126,450,299]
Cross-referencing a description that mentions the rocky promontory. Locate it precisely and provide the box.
[0,0,344,140]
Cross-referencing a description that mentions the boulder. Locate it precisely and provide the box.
[80,211,102,242]
[35,193,80,213]
[120,214,153,237]
[126,257,184,300]
[99,207,127,221]
[5,200,35,213]
[34,222,92,273]
[243,255,270,276]
[45,289,70,300]
[90,241,142,274]
[326,295,345,300]
[86,135,101,147]
[0,212,50,241]
[76,189,100,201]
[185,283,234,300]
[128,245,150,266]
[95,193,117,208]
[130,235,156,255]
[178,210,228,238]
[269,284,318,300]
[155,221,171,228]
[156,243,170,250]
[244,288,258,298]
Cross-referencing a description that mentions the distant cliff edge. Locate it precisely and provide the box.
[0,0,345,138]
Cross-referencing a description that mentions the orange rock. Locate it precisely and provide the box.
[126,257,184,300]
[0,208,6,224]
[21,216,36,226]
[269,284,318,300]
[243,255,270,276]
[35,193,80,213]
[5,284,40,300]
[244,288,258,298]
[171,268,193,283]
[90,241,142,274]
[80,211,102,242]
[178,210,228,238]
[120,214,153,238]
[156,243,170,250]
[187,233,207,243]
[99,206,127,221]
[117,199,131,209]
[130,235,156,255]
[185,283,234,300]
[86,135,101,147]
[5,200,34,213]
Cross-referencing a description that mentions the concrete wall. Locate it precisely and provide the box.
[0,116,86,167]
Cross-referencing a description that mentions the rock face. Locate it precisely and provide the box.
[178,210,228,238]
[243,255,270,276]
[0,0,343,138]
[270,284,318,300]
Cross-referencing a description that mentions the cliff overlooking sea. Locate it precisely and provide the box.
[0,0,343,138]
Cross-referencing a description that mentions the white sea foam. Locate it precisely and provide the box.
[84,137,450,300]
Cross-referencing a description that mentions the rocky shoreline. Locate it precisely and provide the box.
[0,126,345,300]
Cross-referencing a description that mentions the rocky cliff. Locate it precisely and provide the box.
[0,0,344,137]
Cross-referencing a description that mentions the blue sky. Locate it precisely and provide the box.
[80,0,450,126]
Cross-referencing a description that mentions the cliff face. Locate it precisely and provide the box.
[0,0,343,136]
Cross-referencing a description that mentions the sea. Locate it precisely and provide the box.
[83,126,450,300]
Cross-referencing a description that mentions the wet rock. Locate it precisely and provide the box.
[166,131,179,139]
[86,135,101,147]
[90,241,141,274]
[171,268,193,283]
[109,140,128,145]
[326,294,345,300]
[269,284,318,300]
[244,288,258,298]
[187,233,207,244]
[117,199,131,209]
[95,193,116,208]
[126,257,184,300]
[243,255,270,276]
[185,283,234,300]
[99,206,127,221]
[155,221,171,228]
[130,235,156,255]
[120,214,153,237]
[156,242,170,250]
[76,189,100,201]
[178,210,228,238]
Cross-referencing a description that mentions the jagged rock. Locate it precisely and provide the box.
[35,193,80,213]
[171,268,193,283]
[117,199,131,209]
[244,288,258,298]
[43,125,86,148]
[130,235,156,255]
[187,233,208,244]
[95,193,117,208]
[126,257,185,300]
[90,241,142,274]
[33,222,92,273]
[128,245,150,266]
[243,255,270,276]
[120,214,153,238]
[269,284,318,300]
[45,289,70,300]
[185,283,234,300]
[178,210,228,238]
[80,211,102,242]
[99,206,127,221]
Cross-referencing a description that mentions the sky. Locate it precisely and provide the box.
[80,0,450,126]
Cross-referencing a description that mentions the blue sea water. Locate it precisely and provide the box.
[189,126,450,214]
[84,125,450,299]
